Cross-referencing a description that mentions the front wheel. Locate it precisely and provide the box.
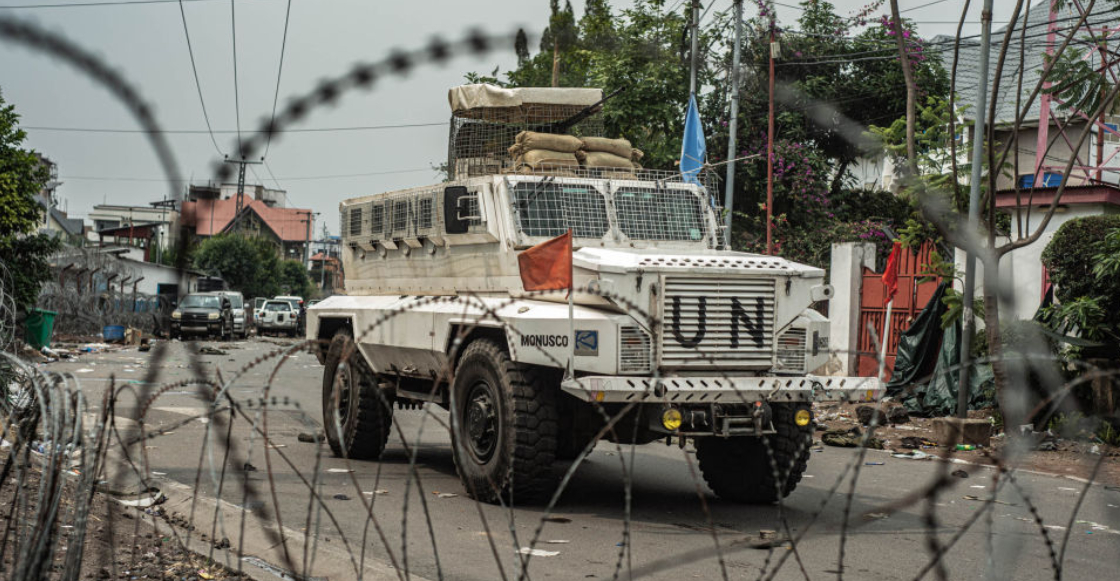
[696,404,812,503]
[322,332,392,459]
[451,339,558,504]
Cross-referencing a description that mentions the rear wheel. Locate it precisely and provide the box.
[451,339,558,504]
[696,404,812,503]
[322,332,392,459]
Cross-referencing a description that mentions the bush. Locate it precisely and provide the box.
[1040,215,1120,342]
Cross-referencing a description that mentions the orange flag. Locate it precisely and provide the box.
[881,241,902,306]
[518,230,573,291]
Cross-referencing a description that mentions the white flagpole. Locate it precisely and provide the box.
[877,298,894,380]
[567,230,575,381]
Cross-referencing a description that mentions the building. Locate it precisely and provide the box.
[32,156,86,245]
[180,185,313,262]
[944,1,1120,190]
[943,0,1120,321]
[88,200,180,263]
[309,252,344,293]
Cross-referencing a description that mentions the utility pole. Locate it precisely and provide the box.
[689,0,700,97]
[223,157,262,233]
[301,211,318,267]
[958,0,995,419]
[766,25,777,255]
[723,0,743,248]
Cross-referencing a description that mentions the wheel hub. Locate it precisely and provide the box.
[464,382,498,461]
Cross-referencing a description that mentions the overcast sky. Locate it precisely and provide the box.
[1,0,993,236]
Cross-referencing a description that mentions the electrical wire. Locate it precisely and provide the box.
[176,0,224,156]
[0,0,210,8]
[23,121,447,134]
[230,0,242,158]
[263,159,284,190]
[262,0,293,158]
[60,167,433,183]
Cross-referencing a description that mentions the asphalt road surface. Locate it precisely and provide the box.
[49,337,1120,581]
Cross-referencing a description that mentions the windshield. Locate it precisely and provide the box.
[614,188,706,241]
[512,182,609,239]
[265,302,290,311]
[180,295,220,309]
[224,294,243,308]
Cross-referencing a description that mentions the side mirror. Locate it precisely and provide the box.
[222,299,231,309]
[443,186,479,234]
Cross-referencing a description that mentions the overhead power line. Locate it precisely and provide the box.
[59,167,434,183]
[23,121,446,134]
[176,0,223,156]
[262,0,293,158]
[230,0,242,157]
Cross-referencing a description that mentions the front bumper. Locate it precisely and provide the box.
[561,375,882,404]
[171,322,223,335]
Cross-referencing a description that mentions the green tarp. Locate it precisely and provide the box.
[885,282,996,416]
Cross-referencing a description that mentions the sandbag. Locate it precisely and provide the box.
[581,151,636,169]
[517,149,580,169]
[581,136,633,159]
[631,148,644,162]
[515,131,584,153]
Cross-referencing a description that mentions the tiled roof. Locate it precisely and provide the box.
[938,0,1117,125]
[181,196,311,242]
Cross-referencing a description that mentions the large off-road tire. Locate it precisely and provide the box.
[695,404,812,503]
[451,339,558,504]
[322,332,392,459]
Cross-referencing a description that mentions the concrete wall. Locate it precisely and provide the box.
[829,242,877,375]
[954,203,1119,322]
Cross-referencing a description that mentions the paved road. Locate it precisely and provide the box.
[50,337,1120,581]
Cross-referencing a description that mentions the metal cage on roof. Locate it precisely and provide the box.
[447,85,607,179]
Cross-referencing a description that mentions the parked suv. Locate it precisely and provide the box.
[170,292,233,340]
[257,300,299,336]
[217,291,249,339]
[274,295,306,333]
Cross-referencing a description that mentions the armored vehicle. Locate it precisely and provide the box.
[308,85,878,504]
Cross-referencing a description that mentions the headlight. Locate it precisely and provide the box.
[171,311,181,319]
[208,312,220,320]
[794,409,812,427]
[661,408,682,431]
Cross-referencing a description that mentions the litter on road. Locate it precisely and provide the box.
[519,548,560,557]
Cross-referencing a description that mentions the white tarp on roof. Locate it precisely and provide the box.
[449,84,603,112]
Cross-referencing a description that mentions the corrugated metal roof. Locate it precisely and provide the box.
[939,0,1118,125]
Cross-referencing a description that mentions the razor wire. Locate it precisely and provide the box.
[0,8,1117,581]
[33,247,173,337]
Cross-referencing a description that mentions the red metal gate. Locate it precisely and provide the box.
[856,242,940,380]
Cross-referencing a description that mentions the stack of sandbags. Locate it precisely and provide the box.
[578,137,643,171]
[509,131,583,172]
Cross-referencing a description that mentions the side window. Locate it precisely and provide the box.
[391,199,409,233]
[346,205,363,237]
[417,196,434,230]
[369,203,384,236]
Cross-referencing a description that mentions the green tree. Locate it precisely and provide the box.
[278,260,314,299]
[193,235,282,299]
[0,89,62,312]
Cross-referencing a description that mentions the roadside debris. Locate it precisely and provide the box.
[200,346,227,356]
[519,547,560,557]
[297,431,324,443]
[822,427,884,449]
[437,492,458,498]
[951,469,969,478]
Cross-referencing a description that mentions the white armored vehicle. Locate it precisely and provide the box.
[308,85,877,504]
